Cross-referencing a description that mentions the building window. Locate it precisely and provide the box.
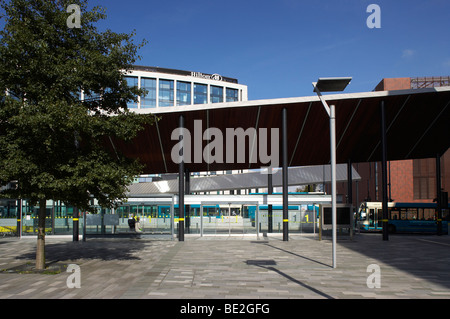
[83,91,101,103]
[159,79,174,107]
[226,88,239,102]
[140,77,156,108]
[124,76,138,108]
[210,85,223,103]
[194,83,207,104]
[177,81,191,106]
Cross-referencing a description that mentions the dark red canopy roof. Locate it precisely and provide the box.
[110,87,450,174]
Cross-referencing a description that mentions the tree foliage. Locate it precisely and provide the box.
[0,0,153,211]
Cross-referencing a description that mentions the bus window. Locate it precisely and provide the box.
[443,209,449,221]
[423,208,434,221]
[377,209,383,227]
[369,209,375,226]
[400,209,408,220]
[390,210,400,220]
[359,207,367,220]
[406,209,418,220]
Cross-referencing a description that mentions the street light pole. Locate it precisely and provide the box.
[313,77,352,269]
[329,104,337,268]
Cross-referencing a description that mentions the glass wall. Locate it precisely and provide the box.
[0,199,18,235]
[159,79,174,107]
[124,76,138,108]
[83,91,101,103]
[1,198,320,238]
[1,200,83,236]
[257,205,318,234]
[140,77,156,108]
[210,85,223,103]
[88,204,173,235]
[75,71,244,109]
[226,88,239,102]
[194,83,207,104]
[199,204,256,235]
[177,81,191,106]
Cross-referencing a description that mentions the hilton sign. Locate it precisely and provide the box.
[191,72,223,82]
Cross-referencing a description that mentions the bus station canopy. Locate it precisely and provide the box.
[127,164,361,196]
[110,86,450,175]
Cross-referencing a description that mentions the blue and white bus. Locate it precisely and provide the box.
[358,201,449,234]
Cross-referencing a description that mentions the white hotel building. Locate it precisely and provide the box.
[123,66,249,184]
[122,65,248,110]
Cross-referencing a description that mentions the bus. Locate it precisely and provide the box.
[358,201,449,234]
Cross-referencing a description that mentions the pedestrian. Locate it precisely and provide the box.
[135,217,142,233]
[128,214,136,232]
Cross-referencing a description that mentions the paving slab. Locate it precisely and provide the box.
[0,233,449,300]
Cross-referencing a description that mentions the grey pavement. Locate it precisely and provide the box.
[0,232,450,299]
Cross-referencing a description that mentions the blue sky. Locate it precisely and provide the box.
[6,0,450,100]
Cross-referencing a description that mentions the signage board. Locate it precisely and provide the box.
[320,204,353,229]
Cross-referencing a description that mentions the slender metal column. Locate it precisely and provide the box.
[73,207,79,242]
[436,154,442,236]
[268,168,273,233]
[200,204,203,237]
[282,107,289,241]
[185,168,190,234]
[83,210,87,242]
[16,199,22,238]
[380,101,389,241]
[312,77,351,268]
[330,105,337,267]
[347,159,353,205]
[178,114,185,241]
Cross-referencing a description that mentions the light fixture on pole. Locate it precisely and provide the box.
[312,77,352,269]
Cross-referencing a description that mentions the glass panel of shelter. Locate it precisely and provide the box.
[199,204,257,235]
[4,200,325,238]
[116,204,172,234]
[257,205,318,234]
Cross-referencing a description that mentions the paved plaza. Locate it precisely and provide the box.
[0,232,450,299]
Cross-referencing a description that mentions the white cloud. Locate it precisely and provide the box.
[402,49,415,59]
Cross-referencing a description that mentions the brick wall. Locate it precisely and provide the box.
[374,77,411,91]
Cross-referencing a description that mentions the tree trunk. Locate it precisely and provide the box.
[35,198,46,270]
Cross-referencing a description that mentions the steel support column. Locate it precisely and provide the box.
[73,207,79,242]
[268,168,273,233]
[282,107,289,241]
[178,114,185,241]
[185,168,190,234]
[380,101,389,241]
[436,154,442,236]
[16,199,22,238]
[347,159,353,206]
[330,104,337,267]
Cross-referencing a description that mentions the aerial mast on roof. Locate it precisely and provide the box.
[411,76,450,89]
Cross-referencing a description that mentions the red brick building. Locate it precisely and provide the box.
[338,76,450,207]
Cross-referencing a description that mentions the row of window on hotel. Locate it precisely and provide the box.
[125,76,239,108]
[4,77,239,108]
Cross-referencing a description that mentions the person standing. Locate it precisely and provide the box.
[128,214,136,232]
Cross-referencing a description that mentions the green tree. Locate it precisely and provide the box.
[0,0,153,269]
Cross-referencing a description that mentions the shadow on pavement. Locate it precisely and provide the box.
[338,233,450,290]
[14,239,148,263]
